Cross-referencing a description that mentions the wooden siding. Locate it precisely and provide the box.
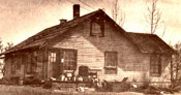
[3,18,172,85]
[4,53,24,80]
[51,19,171,83]
[3,57,12,79]
[3,49,46,80]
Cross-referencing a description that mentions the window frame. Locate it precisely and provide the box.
[62,49,77,70]
[104,51,118,74]
[150,53,162,77]
[26,54,33,74]
[11,58,16,74]
[24,52,37,74]
[49,52,57,63]
[10,55,22,74]
[90,17,105,37]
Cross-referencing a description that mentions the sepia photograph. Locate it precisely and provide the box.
[0,0,181,95]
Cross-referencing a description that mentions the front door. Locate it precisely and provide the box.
[48,49,60,78]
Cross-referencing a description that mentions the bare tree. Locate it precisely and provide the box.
[0,39,4,74]
[0,39,13,54]
[170,42,181,90]
[0,40,13,75]
[145,0,165,36]
[5,42,13,51]
[0,39,4,54]
[112,0,125,27]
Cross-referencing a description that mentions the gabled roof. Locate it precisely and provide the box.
[1,9,174,55]
[127,32,175,54]
[2,9,109,55]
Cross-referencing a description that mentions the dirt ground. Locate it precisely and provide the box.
[0,85,143,95]
[0,85,180,95]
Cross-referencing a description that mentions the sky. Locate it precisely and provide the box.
[0,0,181,46]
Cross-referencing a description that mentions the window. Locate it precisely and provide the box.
[17,55,22,70]
[63,50,77,70]
[11,64,16,74]
[26,62,32,74]
[90,17,104,37]
[49,52,56,63]
[11,56,17,74]
[150,54,161,76]
[105,51,118,74]
[26,54,33,74]
[22,52,37,74]
[11,59,16,74]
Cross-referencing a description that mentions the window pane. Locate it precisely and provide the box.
[49,52,56,63]
[63,50,77,70]
[150,54,161,76]
[105,51,117,74]
[92,23,101,34]
[90,19,104,37]
[105,52,117,66]
[26,63,31,73]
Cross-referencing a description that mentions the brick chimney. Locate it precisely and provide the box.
[59,19,67,24]
[73,4,80,19]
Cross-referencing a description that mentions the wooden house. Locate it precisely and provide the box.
[1,4,174,86]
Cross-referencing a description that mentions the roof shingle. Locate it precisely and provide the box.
[1,9,174,55]
[127,32,174,54]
